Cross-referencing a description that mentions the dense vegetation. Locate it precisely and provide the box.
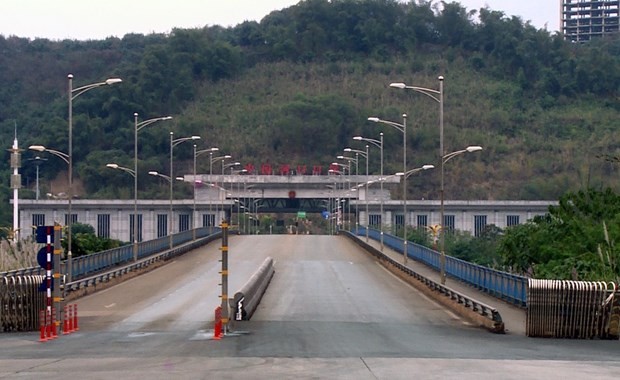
[0,1,619,277]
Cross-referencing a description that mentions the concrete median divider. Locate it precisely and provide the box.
[229,257,275,321]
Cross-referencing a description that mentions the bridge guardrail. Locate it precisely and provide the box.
[1,227,221,280]
[357,227,527,307]
[345,230,504,333]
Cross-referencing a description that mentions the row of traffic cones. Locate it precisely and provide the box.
[39,304,79,342]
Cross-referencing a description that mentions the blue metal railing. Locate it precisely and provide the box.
[355,226,527,307]
[2,227,221,280]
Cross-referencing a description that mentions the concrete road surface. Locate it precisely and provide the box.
[1,235,619,379]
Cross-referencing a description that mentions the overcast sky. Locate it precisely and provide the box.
[0,1,561,41]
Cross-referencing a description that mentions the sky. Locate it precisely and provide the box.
[0,0,561,41]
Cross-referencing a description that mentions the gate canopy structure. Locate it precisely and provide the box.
[191,174,399,214]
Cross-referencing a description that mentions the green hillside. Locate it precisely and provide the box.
[1,0,619,228]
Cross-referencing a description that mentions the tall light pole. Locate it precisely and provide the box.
[209,154,231,227]
[105,163,137,259]
[368,114,408,262]
[169,133,201,249]
[337,156,357,231]
[223,161,241,223]
[194,145,219,238]
[394,164,435,264]
[68,74,121,282]
[344,147,369,240]
[354,133,384,249]
[390,76,444,166]
[133,113,172,259]
[438,146,482,284]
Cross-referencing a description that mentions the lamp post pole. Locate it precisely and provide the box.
[354,133,383,249]
[368,114,408,263]
[209,155,231,226]
[438,146,482,284]
[105,164,137,258]
[67,74,121,282]
[344,147,369,240]
[390,77,443,266]
[134,113,172,259]
[193,146,219,238]
[169,132,201,250]
[337,155,358,232]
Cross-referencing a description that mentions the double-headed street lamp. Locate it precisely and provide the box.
[390,77,443,163]
[337,155,358,231]
[148,171,184,250]
[193,145,219,237]
[133,113,172,257]
[105,163,138,260]
[438,146,482,284]
[368,115,409,257]
[67,74,121,282]
[209,154,231,226]
[168,133,201,249]
[354,133,384,249]
[394,164,435,265]
[344,147,369,240]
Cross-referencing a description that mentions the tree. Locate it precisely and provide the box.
[499,188,620,280]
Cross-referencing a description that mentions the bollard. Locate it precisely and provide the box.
[214,306,223,340]
[63,305,70,335]
[73,304,79,331]
[50,307,58,339]
[39,310,47,342]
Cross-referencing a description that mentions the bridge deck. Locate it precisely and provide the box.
[357,235,526,335]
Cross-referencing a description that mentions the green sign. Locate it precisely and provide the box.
[297,211,306,219]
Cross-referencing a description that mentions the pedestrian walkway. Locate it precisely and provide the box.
[356,235,526,335]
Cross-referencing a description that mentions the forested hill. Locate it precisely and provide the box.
[0,0,619,226]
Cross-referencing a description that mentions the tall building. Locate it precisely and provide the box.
[562,0,620,42]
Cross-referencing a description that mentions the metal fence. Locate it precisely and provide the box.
[357,227,528,307]
[527,279,620,339]
[1,275,45,332]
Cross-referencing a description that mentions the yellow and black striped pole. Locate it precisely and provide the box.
[220,220,229,333]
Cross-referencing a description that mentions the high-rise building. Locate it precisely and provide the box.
[562,0,619,42]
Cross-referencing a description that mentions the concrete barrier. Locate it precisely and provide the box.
[230,257,275,321]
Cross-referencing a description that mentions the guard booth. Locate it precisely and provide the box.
[527,279,620,339]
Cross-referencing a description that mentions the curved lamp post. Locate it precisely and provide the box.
[344,147,369,240]
[105,163,138,260]
[368,114,408,259]
[168,133,201,249]
[354,133,384,248]
[209,154,232,226]
[438,145,482,284]
[193,146,219,236]
[67,74,121,282]
[394,164,435,264]
[133,113,172,259]
[337,155,357,232]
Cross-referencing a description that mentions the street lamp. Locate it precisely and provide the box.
[344,147,369,240]
[390,76,443,165]
[67,74,121,282]
[336,154,356,233]
[29,145,69,261]
[330,163,349,231]
[169,133,201,249]
[193,145,219,238]
[354,133,384,249]
[133,113,172,259]
[105,163,138,260]
[438,146,482,284]
[222,161,241,223]
[395,164,435,265]
[368,114,408,261]
[209,154,232,227]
